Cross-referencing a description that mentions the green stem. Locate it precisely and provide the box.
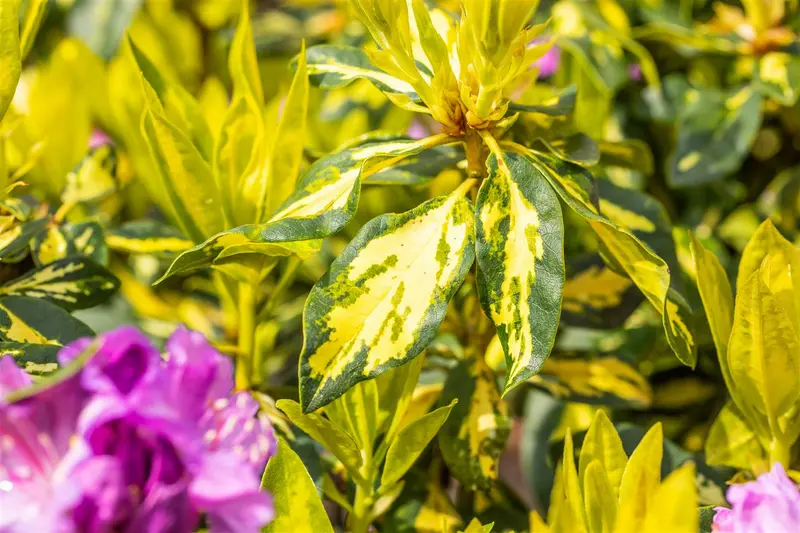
[769,437,791,467]
[350,482,375,533]
[258,257,301,321]
[235,282,256,390]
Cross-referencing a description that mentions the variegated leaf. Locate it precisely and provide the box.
[301,44,421,100]
[438,359,510,491]
[533,153,696,367]
[561,255,641,328]
[509,85,577,116]
[32,221,107,266]
[755,52,800,107]
[62,145,118,205]
[668,86,762,188]
[106,220,193,255]
[67,0,142,60]
[158,137,450,283]
[299,182,475,412]
[476,151,564,393]
[140,79,224,243]
[0,257,119,311]
[0,295,93,345]
[0,342,61,376]
[532,355,652,409]
[0,218,47,262]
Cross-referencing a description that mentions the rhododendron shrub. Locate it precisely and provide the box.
[2,0,800,531]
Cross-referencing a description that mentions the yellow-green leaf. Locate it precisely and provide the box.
[690,234,734,370]
[1,341,60,376]
[533,153,696,367]
[583,460,617,533]
[141,98,224,243]
[531,356,652,409]
[382,399,457,488]
[32,221,107,267]
[266,41,309,216]
[476,151,564,393]
[728,269,800,442]
[261,438,335,533]
[705,401,767,471]
[616,423,663,533]
[324,377,380,455]
[0,0,20,122]
[737,219,800,335]
[578,411,628,498]
[106,220,193,256]
[276,399,364,483]
[299,181,475,412]
[639,462,698,533]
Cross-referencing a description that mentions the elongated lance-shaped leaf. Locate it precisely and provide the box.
[476,151,564,393]
[140,79,225,243]
[106,220,193,255]
[508,85,577,116]
[0,0,20,122]
[265,40,309,218]
[300,44,422,100]
[128,38,212,160]
[531,152,696,367]
[438,359,511,492]
[0,295,93,345]
[158,136,452,283]
[299,181,475,412]
[0,257,119,311]
[0,342,61,376]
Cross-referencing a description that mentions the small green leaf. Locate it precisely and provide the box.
[476,151,564,393]
[668,86,762,188]
[0,257,119,311]
[261,438,335,533]
[705,401,766,470]
[381,399,457,488]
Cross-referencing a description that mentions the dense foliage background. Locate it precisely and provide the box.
[3,0,800,532]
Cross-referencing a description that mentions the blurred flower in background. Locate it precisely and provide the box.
[0,327,276,533]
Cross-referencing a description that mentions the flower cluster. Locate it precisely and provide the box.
[713,463,800,533]
[0,326,276,533]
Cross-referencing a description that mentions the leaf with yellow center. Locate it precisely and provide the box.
[0,0,20,122]
[438,359,511,492]
[476,151,564,394]
[299,180,475,412]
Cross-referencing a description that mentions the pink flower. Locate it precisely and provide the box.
[713,463,800,533]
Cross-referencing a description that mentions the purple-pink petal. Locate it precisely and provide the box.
[713,463,800,533]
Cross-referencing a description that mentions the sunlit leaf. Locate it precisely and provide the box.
[0,0,20,122]
[299,181,474,412]
[476,150,564,393]
[106,220,193,256]
[261,438,335,533]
